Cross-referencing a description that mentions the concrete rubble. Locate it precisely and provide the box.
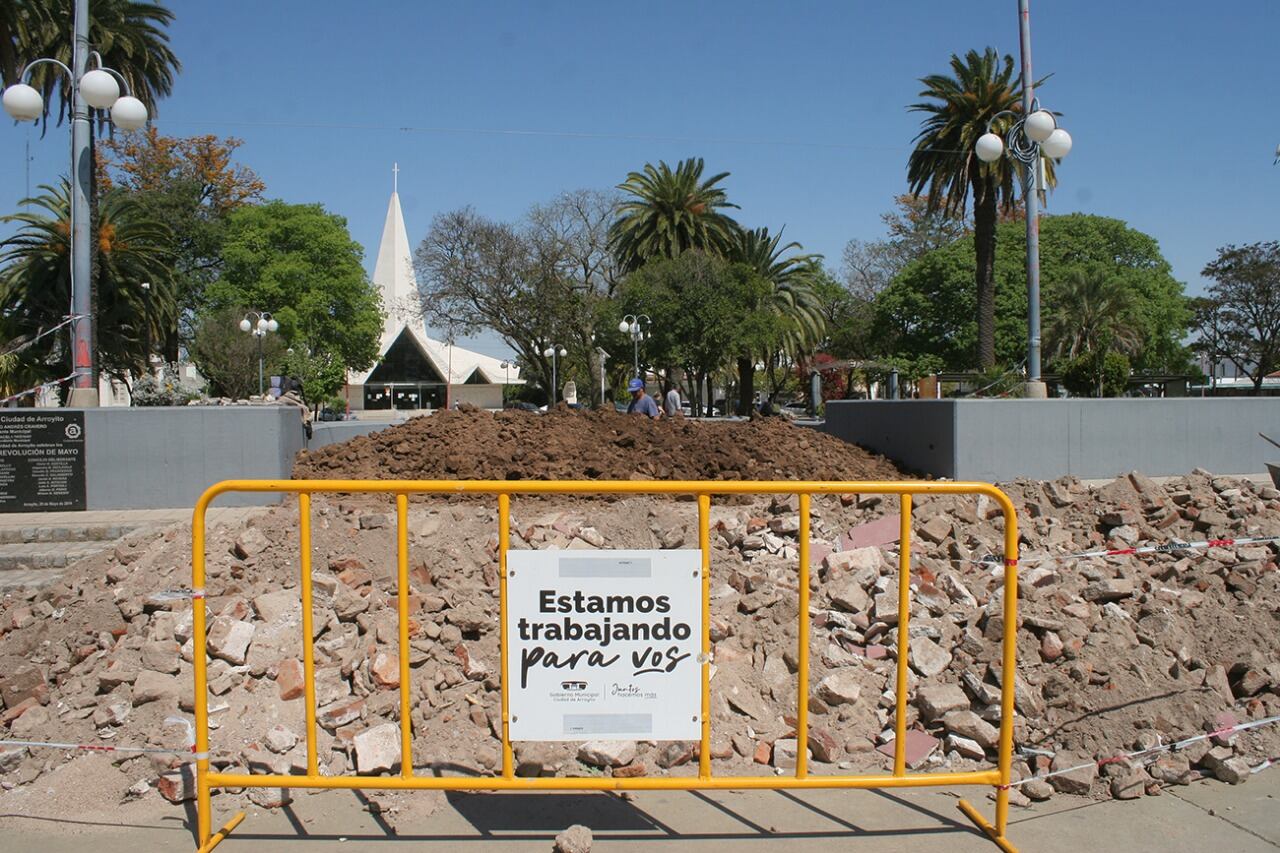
[0,445,1277,814]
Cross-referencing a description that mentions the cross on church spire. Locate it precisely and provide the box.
[392,162,399,193]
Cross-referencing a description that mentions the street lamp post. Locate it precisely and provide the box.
[140,282,152,379]
[539,344,568,405]
[618,314,651,379]
[974,0,1072,399]
[499,361,511,406]
[3,0,150,407]
[239,311,278,397]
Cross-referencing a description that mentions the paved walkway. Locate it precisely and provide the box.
[0,771,1276,852]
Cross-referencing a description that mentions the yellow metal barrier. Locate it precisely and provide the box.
[190,479,1021,853]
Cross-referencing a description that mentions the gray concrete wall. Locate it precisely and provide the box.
[824,398,1280,482]
[81,407,306,509]
[307,421,392,449]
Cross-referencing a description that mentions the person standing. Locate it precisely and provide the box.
[664,384,681,417]
[626,378,661,418]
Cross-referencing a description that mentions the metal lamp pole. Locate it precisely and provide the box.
[140,282,151,378]
[974,0,1072,398]
[239,311,278,396]
[618,314,651,378]
[500,361,511,406]
[541,344,567,405]
[2,0,151,407]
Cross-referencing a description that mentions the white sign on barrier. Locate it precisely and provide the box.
[506,550,702,742]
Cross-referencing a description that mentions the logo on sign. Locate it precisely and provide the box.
[561,681,588,691]
[64,423,82,439]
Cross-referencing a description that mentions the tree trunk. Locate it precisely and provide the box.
[972,175,999,370]
[736,355,754,416]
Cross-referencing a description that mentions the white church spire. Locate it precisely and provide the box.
[372,164,417,335]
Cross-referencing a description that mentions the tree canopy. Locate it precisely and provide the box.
[205,200,382,375]
[873,213,1191,373]
[1198,241,1280,392]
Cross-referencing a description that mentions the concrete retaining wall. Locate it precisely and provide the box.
[307,421,393,449]
[824,398,1280,482]
[81,407,306,508]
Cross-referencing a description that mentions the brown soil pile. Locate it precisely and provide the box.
[294,407,903,484]
[0,469,1278,822]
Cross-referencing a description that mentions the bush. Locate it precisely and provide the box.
[1061,349,1130,397]
[131,369,202,406]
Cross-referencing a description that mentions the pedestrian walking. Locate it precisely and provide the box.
[626,378,661,418]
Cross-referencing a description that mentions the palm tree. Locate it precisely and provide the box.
[1,181,175,382]
[728,226,826,413]
[906,47,1054,369]
[609,158,740,272]
[21,0,180,131]
[1044,267,1142,362]
[1,0,52,88]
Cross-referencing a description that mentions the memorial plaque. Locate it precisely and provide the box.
[0,412,87,512]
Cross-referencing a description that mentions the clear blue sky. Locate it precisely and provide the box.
[3,0,1277,360]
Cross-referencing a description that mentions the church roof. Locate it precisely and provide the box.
[353,168,521,388]
[372,186,417,328]
[349,324,523,387]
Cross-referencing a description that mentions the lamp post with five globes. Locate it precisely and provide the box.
[2,0,150,406]
[240,312,278,397]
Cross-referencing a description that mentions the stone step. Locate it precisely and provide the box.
[0,541,113,571]
[0,522,152,545]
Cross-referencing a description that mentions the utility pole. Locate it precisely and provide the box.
[68,0,97,405]
[1016,0,1047,398]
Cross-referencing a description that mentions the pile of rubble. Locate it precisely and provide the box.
[0,467,1277,818]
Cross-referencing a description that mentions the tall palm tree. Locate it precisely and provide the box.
[1044,267,1142,362]
[1,181,175,381]
[906,47,1054,369]
[609,158,740,272]
[22,0,180,130]
[1,0,52,87]
[728,226,826,413]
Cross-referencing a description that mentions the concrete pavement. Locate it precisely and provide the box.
[0,770,1276,852]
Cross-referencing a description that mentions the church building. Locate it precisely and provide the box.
[344,169,521,412]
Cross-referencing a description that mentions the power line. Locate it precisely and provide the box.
[150,117,972,155]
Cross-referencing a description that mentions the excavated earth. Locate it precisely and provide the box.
[0,409,1277,830]
[293,406,905,485]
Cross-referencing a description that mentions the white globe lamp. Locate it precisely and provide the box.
[975,133,1004,163]
[2,84,43,122]
[110,96,148,131]
[1041,128,1073,159]
[79,68,120,109]
[239,318,252,333]
[1024,109,1056,143]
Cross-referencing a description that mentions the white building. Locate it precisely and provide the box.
[344,169,521,412]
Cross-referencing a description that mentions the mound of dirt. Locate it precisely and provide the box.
[293,407,904,484]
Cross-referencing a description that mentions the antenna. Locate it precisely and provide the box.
[392,162,399,193]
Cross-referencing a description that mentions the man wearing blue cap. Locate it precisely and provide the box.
[626,377,661,418]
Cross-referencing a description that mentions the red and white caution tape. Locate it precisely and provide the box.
[0,717,202,759]
[147,587,206,603]
[0,371,79,405]
[1005,713,1280,789]
[978,534,1280,568]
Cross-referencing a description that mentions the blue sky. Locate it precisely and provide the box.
[3,0,1277,360]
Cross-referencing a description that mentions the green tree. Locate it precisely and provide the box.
[205,200,382,376]
[279,347,348,410]
[1199,241,1280,393]
[1,0,52,88]
[188,306,286,400]
[608,158,740,273]
[907,48,1054,369]
[727,226,826,413]
[1061,348,1130,398]
[0,180,175,383]
[874,213,1191,373]
[1044,266,1143,361]
[618,252,774,417]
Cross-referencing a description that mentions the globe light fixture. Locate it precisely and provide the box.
[1,83,43,121]
[539,343,568,405]
[975,133,1004,163]
[1023,109,1056,143]
[1041,128,1073,159]
[2,28,152,405]
[241,311,278,396]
